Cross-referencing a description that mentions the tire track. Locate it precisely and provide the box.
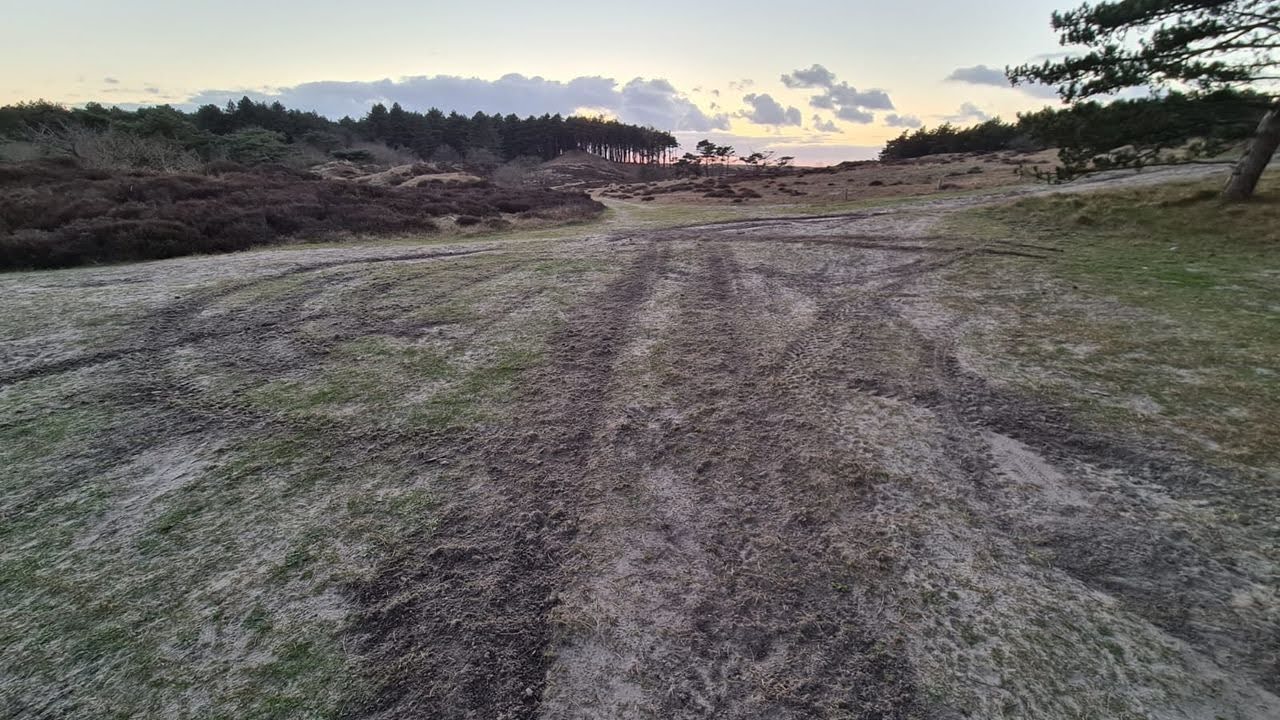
[346,242,668,720]
[537,238,923,719]
[0,247,497,387]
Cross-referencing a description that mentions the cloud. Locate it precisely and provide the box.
[103,77,119,85]
[946,65,1009,87]
[811,115,839,133]
[183,73,728,131]
[728,79,755,91]
[825,84,893,111]
[620,78,730,131]
[144,87,161,95]
[834,106,874,124]
[739,93,802,126]
[781,64,893,128]
[781,64,838,89]
[947,63,1060,99]
[884,113,923,128]
[945,102,991,122]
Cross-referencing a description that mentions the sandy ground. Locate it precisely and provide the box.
[1,164,1275,719]
[596,150,1063,206]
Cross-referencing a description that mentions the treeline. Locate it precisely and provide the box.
[880,90,1268,168]
[880,119,1033,159]
[353,103,679,163]
[0,96,679,167]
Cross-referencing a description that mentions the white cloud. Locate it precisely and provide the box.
[739,93,802,126]
[825,84,894,111]
[619,78,730,131]
[946,65,1008,87]
[834,106,874,124]
[811,115,839,133]
[946,63,1059,99]
[781,64,838,89]
[884,113,923,128]
[781,64,894,128]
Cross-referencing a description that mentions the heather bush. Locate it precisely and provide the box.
[0,160,603,270]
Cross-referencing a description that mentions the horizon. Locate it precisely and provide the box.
[2,0,1078,165]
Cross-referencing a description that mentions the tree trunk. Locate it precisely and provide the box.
[1223,105,1280,201]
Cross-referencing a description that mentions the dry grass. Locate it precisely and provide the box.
[3,167,1276,718]
[597,149,1059,207]
[940,174,1280,471]
[0,243,620,718]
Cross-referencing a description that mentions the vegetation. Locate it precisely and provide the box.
[880,89,1265,165]
[880,118,1036,160]
[1008,0,1279,199]
[0,96,680,171]
[0,160,603,270]
[1017,89,1268,180]
[0,246,608,718]
[943,175,1280,467]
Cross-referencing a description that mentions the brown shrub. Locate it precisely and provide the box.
[494,199,533,214]
[202,160,247,176]
[0,160,603,270]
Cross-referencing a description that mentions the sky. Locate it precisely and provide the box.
[0,0,1079,163]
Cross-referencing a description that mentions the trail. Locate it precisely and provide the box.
[347,167,1276,719]
[4,164,1274,719]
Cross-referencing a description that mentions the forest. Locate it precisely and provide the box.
[0,96,680,168]
[880,90,1268,177]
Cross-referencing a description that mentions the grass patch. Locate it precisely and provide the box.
[942,176,1280,469]
[0,219,621,716]
[599,185,1000,230]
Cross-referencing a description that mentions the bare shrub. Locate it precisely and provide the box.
[29,125,200,173]
[282,142,331,170]
[0,141,41,163]
[202,160,247,176]
[464,148,502,174]
[429,145,463,164]
[345,141,417,167]
[492,156,542,188]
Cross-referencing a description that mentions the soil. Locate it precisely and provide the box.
[344,167,1274,718]
[3,164,1274,719]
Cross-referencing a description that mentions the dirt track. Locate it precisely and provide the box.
[349,189,1276,718]
[2,168,1276,719]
